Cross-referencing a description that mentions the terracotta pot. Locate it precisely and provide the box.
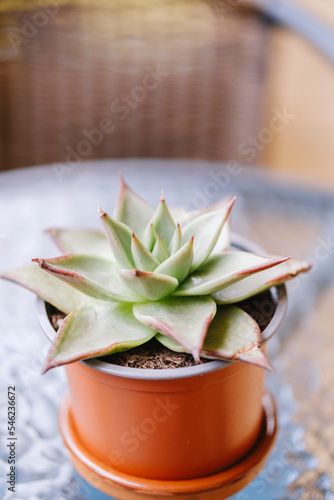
[59,391,277,499]
[37,235,287,498]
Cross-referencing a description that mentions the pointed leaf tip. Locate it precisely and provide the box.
[155,237,194,282]
[182,196,236,272]
[120,268,178,300]
[237,347,274,372]
[152,198,176,246]
[1,263,89,314]
[33,255,141,302]
[118,170,126,187]
[42,302,156,371]
[212,256,309,304]
[114,175,154,237]
[98,204,105,216]
[131,233,160,272]
[201,305,272,369]
[99,210,134,268]
[133,296,216,361]
[176,252,290,297]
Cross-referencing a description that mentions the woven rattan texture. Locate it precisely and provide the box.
[0,1,270,170]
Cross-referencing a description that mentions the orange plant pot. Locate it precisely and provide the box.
[65,356,266,480]
[37,276,286,498]
[59,391,277,499]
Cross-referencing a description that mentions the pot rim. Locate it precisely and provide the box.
[37,233,287,380]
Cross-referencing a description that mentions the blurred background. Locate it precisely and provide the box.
[1,0,334,499]
[0,0,333,188]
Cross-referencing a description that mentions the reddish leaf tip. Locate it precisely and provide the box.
[271,255,291,266]
[192,350,200,363]
[133,269,150,277]
[32,258,42,265]
[225,195,236,215]
[117,171,126,189]
[41,357,56,374]
[237,346,274,372]
[98,205,106,217]
[116,171,130,208]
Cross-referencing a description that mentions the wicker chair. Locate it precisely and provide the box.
[0,0,270,171]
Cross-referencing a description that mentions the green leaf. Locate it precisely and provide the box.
[155,306,272,370]
[152,233,170,262]
[133,296,216,361]
[155,333,187,352]
[32,255,142,302]
[152,195,176,246]
[212,258,311,304]
[1,265,88,314]
[113,174,154,237]
[141,222,157,252]
[119,269,178,300]
[155,238,193,282]
[131,233,160,272]
[169,223,182,254]
[168,206,192,224]
[181,197,235,272]
[175,252,290,296]
[99,207,134,269]
[43,301,156,372]
[46,228,112,258]
[202,306,273,371]
[211,220,231,254]
[196,197,234,253]
[169,196,235,226]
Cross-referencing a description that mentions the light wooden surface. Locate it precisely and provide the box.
[262,0,334,189]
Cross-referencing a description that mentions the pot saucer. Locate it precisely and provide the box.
[59,392,277,500]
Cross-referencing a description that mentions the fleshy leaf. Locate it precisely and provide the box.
[168,206,192,224]
[170,195,234,226]
[141,222,157,252]
[46,228,112,259]
[169,223,182,254]
[213,258,311,304]
[237,348,273,372]
[43,301,156,372]
[202,306,273,371]
[155,238,194,282]
[211,221,231,254]
[33,255,142,302]
[199,197,234,253]
[152,195,176,246]
[1,265,88,314]
[181,197,235,272]
[133,296,216,361]
[119,269,178,300]
[175,252,290,296]
[155,307,273,371]
[155,333,187,352]
[131,233,159,272]
[113,174,154,237]
[99,207,134,269]
[152,233,170,262]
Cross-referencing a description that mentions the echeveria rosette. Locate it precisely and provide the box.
[1,176,311,373]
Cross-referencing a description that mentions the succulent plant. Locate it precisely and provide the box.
[1,176,311,373]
